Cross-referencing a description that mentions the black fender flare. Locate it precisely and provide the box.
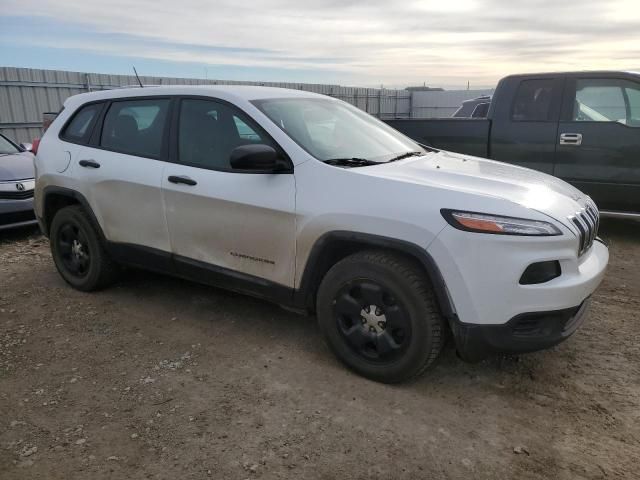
[293,230,456,319]
[40,186,105,240]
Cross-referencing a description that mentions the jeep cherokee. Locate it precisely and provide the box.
[34,86,609,383]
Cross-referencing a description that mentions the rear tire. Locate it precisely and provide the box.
[317,250,445,383]
[49,205,119,291]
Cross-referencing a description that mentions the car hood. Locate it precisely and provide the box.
[0,152,35,181]
[363,150,590,224]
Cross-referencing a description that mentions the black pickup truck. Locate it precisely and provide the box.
[386,71,640,217]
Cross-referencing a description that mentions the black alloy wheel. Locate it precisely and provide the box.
[56,222,91,278]
[50,205,119,291]
[333,280,411,364]
[317,249,445,383]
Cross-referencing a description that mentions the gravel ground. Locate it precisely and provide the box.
[1,219,639,479]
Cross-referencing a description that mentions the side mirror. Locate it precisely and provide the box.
[20,142,33,152]
[230,144,288,172]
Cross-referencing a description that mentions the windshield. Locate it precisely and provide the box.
[0,134,20,155]
[252,97,425,163]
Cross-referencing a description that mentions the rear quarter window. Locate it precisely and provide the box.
[60,103,102,143]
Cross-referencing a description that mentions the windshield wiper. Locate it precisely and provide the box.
[323,157,379,167]
[387,151,425,162]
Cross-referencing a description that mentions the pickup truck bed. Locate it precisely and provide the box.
[386,118,490,158]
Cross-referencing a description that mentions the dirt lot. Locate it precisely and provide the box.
[1,219,639,480]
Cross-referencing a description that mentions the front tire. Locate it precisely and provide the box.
[317,250,445,383]
[49,205,119,291]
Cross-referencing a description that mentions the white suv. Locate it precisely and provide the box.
[34,86,609,382]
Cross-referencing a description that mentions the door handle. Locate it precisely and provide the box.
[559,133,583,146]
[79,159,100,168]
[168,175,197,186]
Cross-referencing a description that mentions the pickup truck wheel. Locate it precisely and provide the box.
[317,250,445,383]
[50,205,119,291]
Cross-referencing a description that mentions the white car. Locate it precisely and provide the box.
[34,86,608,383]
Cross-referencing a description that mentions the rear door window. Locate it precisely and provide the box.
[61,103,102,143]
[511,79,555,121]
[100,99,170,158]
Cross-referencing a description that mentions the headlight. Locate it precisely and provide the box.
[441,209,562,236]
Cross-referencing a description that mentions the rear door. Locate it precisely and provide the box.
[72,97,173,262]
[162,97,296,292]
[490,77,564,174]
[554,76,640,212]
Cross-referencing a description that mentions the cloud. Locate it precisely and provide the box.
[2,0,639,87]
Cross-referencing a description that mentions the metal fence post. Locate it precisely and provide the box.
[408,91,413,118]
[394,90,398,118]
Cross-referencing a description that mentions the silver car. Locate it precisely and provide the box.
[0,133,37,231]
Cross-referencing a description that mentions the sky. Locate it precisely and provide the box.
[1,0,639,89]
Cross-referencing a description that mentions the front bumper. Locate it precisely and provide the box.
[427,224,608,360]
[0,197,37,231]
[428,225,609,326]
[452,299,590,362]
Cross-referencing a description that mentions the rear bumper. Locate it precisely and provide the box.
[452,299,590,362]
[0,198,37,231]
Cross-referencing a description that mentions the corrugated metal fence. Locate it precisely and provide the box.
[0,67,496,143]
[0,67,412,144]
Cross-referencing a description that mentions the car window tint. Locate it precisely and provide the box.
[573,79,640,126]
[511,79,555,121]
[233,116,261,141]
[626,85,640,126]
[100,99,169,157]
[62,103,102,142]
[0,134,19,154]
[574,80,626,122]
[471,102,490,118]
[178,99,274,169]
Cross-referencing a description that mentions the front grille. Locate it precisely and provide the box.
[569,202,599,256]
[0,189,34,200]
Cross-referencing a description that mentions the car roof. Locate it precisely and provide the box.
[63,85,328,108]
[501,70,640,80]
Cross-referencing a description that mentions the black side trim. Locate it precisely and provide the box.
[173,253,293,305]
[106,242,173,274]
[295,231,455,317]
[105,242,293,305]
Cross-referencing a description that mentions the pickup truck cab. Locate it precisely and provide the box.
[35,86,608,382]
[387,71,640,217]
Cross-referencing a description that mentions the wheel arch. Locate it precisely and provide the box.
[295,231,456,319]
[41,186,104,240]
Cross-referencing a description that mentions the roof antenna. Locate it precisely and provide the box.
[133,66,144,88]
